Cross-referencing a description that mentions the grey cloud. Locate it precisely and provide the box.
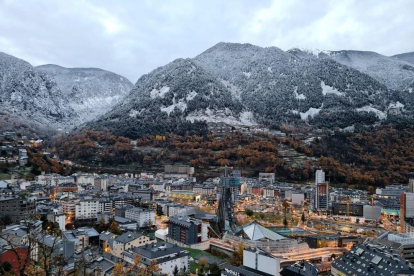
[0,0,412,82]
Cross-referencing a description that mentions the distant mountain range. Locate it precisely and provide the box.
[0,52,132,133]
[288,48,414,90]
[1,43,413,137]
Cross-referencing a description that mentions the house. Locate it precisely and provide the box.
[0,195,36,222]
[86,252,121,276]
[127,187,155,201]
[114,216,138,231]
[62,227,99,250]
[110,231,154,258]
[99,231,116,253]
[280,261,319,276]
[115,205,134,218]
[75,199,100,220]
[123,242,189,276]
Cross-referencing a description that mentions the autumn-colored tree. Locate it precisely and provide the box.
[109,221,121,235]
[282,200,289,214]
[229,242,245,266]
[111,262,124,276]
[198,257,208,273]
[217,158,230,167]
[368,185,375,194]
[145,259,160,276]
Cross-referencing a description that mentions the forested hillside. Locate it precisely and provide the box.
[48,123,414,188]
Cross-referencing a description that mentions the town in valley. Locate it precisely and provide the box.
[1,1,414,275]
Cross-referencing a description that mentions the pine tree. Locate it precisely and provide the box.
[173,265,179,276]
[283,216,288,228]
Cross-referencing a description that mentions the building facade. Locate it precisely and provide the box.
[168,217,204,245]
[0,196,36,222]
[124,207,155,228]
[75,199,99,219]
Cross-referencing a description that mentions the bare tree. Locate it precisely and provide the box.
[0,218,69,276]
[35,231,68,276]
[0,219,38,276]
[73,244,100,276]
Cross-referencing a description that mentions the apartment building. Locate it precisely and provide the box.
[0,195,36,222]
[75,199,100,219]
[124,207,155,228]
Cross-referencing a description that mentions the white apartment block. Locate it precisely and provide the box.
[75,199,100,219]
[36,174,75,186]
[125,207,155,228]
[263,187,275,198]
[76,175,95,185]
[315,169,325,185]
[152,182,165,192]
[94,178,109,191]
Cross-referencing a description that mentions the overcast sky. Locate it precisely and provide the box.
[0,0,413,82]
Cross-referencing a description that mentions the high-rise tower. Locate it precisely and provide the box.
[215,169,240,237]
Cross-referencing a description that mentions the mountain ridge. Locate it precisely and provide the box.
[35,64,133,123]
[288,48,414,90]
[0,52,78,130]
[87,42,411,138]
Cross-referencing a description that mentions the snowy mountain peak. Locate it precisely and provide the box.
[392,52,414,64]
[287,47,332,57]
[0,52,78,131]
[35,64,133,123]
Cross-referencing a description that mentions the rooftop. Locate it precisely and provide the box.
[115,232,142,243]
[234,221,285,241]
[131,241,188,260]
[222,264,274,276]
[280,261,319,276]
[331,244,413,276]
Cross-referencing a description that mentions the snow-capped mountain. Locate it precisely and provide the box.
[392,52,414,65]
[194,43,402,129]
[0,52,78,130]
[89,42,410,137]
[288,48,414,90]
[35,64,133,123]
[90,58,244,137]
